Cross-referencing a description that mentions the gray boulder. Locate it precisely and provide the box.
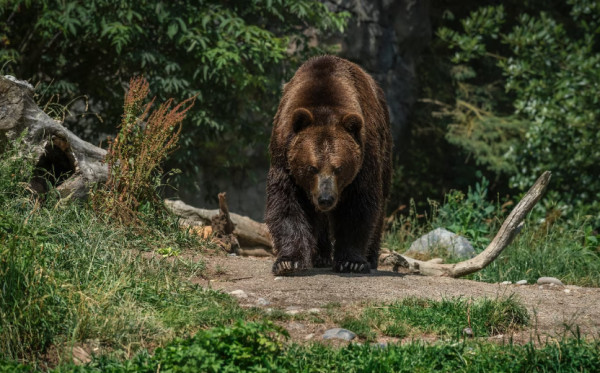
[406,228,475,259]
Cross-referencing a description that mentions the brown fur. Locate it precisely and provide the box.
[265,56,392,275]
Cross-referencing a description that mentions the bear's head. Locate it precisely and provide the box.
[287,107,363,212]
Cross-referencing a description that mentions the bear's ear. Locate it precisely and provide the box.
[291,108,313,133]
[341,113,363,142]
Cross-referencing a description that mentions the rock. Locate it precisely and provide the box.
[229,289,248,299]
[308,308,321,314]
[304,333,315,340]
[227,253,237,257]
[323,328,357,341]
[516,280,528,285]
[537,277,564,286]
[564,289,571,294]
[501,281,512,285]
[257,297,270,306]
[462,327,473,337]
[274,277,283,281]
[406,228,475,259]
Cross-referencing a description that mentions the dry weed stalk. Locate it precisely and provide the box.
[93,76,195,224]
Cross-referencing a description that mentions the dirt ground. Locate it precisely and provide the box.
[197,254,600,344]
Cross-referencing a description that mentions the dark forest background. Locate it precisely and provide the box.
[1,0,598,224]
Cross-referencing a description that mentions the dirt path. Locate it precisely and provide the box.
[197,255,600,344]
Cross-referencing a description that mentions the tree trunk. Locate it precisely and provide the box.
[0,75,107,198]
[164,199,273,253]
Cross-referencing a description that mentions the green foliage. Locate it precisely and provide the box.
[0,0,348,196]
[0,140,246,363]
[473,214,600,286]
[386,177,600,285]
[341,296,528,340]
[435,177,499,249]
[11,324,600,372]
[437,0,600,218]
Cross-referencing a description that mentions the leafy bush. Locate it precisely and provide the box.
[26,325,600,372]
[92,76,194,224]
[437,0,600,219]
[0,0,348,194]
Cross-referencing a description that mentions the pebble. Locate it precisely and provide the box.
[516,280,528,285]
[564,289,571,294]
[308,308,321,314]
[257,298,270,306]
[500,281,512,285]
[229,289,248,299]
[323,328,356,341]
[304,333,315,340]
[227,253,237,257]
[537,277,564,286]
[274,277,283,281]
[462,327,473,337]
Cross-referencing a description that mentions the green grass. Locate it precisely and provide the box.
[337,296,528,341]
[472,220,600,286]
[385,180,600,287]
[3,322,597,372]
[0,140,249,364]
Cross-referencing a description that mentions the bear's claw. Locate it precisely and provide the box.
[272,260,303,275]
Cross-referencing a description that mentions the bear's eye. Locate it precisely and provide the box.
[333,166,342,175]
[308,166,318,174]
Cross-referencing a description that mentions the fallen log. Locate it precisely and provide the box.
[388,171,552,276]
[0,75,107,198]
[164,199,273,253]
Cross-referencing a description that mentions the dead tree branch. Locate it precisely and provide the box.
[389,171,552,276]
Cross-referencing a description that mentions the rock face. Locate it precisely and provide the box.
[406,228,475,259]
[323,0,431,145]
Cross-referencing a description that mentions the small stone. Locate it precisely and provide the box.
[462,327,473,337]
[227,253,237,257]
[501,281,512,285]
[257,298,270,306]
[304,333,315,340]
[323,328,356,341]
[537,277,564,286]
[274,277,283,281]
[516,280,528,285]
[229,289,248,299]
[308,308,321,314]
[564,288,571,294]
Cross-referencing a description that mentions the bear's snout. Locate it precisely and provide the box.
[315,175,338,211]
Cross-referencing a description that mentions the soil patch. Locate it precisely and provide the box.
[199,254,600,344]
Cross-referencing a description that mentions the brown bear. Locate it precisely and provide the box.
[265,55,392,275]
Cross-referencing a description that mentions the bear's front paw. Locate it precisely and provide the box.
[333,260,370,274]
[272,258,305,275]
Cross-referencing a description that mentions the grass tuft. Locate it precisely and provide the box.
[338,296,528,341]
